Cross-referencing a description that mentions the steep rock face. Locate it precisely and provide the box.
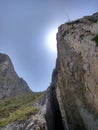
[0,53,31,99]
[46,12,98,130]
[46,68,65,130]
[1,12,98,130]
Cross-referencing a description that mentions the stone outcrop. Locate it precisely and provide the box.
[2,100,47,130]
[1,12,98,130]
[46,12,98,130]
[0,53,31,99]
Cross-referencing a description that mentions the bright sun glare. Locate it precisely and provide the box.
[46,29,57,53]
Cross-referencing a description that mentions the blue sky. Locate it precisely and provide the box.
[0,0,98,91]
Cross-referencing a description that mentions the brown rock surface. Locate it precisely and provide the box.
[46,12,98,130]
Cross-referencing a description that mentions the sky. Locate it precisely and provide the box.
[0,0,98,91]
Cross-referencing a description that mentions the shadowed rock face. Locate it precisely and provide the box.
[46,68,65,130]
[0,53,31,99]
[46,12,98,130]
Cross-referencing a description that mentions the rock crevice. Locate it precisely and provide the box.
[1,12,98,130]
[46,68,65,130]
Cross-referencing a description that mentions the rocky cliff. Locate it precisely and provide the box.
[0,53,31,99]
[46,12,98,130]
[0,53,47,130]
[1,12,98,130]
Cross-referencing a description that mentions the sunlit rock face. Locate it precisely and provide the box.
[46,12,98,130]
[0,53,31,99]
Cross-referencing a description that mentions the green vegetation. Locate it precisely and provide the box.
[0,92,45,127]
[92,34,98,46]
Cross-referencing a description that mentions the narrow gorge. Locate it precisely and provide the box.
[0,12,98,130]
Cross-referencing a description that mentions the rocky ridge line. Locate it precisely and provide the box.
[0,53,31,99]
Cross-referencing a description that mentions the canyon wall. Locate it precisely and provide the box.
[1,12,98,130]
[46,12,98,130]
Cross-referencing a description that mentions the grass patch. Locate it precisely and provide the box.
[0,92,45,127]
[92,34,98,46]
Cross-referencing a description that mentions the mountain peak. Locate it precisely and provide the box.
[0,53,31,99]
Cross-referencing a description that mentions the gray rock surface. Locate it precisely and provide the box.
[0,53,31,99]
[2,102,47,130]
[0,53,47,130]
